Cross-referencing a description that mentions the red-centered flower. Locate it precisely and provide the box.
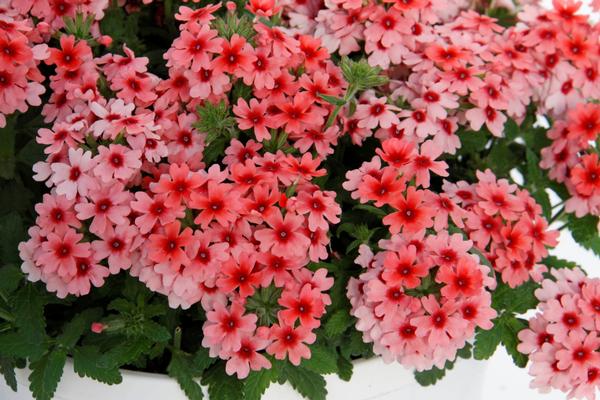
[34,193,80,235]
[38,228,90,278]
[411,296,468,347]
[233,98,274,142]
[74,183,131,236]
[169,23,222,71]
[567,103,600,145]
[230,159,269,193]
[131,192,185,235]
[256,252,303,287]
[223,333,271,379]
[241,184,279,224]
[203,302,257,352]
[436,256,483,299]
[285,153,327,181]
[278,284,325,329]
[558,28,591,67]
[266,323,316,366]
[383,187,434,234]
[298,35,329,70]
[424,44,467,70]
[405,140,449,188]
[47,35,92,71]
[0,34,32,69]
[217,252,261,298]
[148,221,193,270]
[150,163,206,207]
[375,138,416,169]
[190,181,240,228]
[212,34,256,76]
[294,190,341,231]
[271,92,327,134]
[571,153,600,196]
[556,331,600,382]
[357,166,406,206]
[184,230,229,281]
[254,210,310,257]
[382,245,428,289]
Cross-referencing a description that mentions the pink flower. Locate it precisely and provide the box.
[254,210,310,257]
[545,295,594,342]
[38,228,91,278]
[35,194,80,235]
[405,140,449,188]
[383,187,435,234]
[91,223,139,273]
[278,284,325,329]
[217,252,261,298]
[49,147,97,200]
[464,106,507,138]
[203,302,258,352]
[267,323,316,366]
[436,257,483,299]
[131,192,185,235]
[66,257,110,297]
[75,183,131,236]
[411,296,468,347]
[148,221,193,271]
[150,163,206,207]
[293,190,341,231]
[223,333,271,379]
[355,96,400,130]
[233,98,274,142]
[579,280,600,330]
[212,34,256,76]
[168,23,222,71]
[382,246,428,289]
[556,331,600,382]
[190,181,241,228]
[94,144,142,183]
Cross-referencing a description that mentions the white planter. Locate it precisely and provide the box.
[0,357,486,400]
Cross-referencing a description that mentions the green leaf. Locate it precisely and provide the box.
[243,367,279,400]
[195,100,236,140]
[568,214,598,244]
[542,255,577,270]
[0,213,25,263]
[98,337,152,369]
[336,356,353,382]
[192,347,215,373]
[319,94,346,106]
[201,363,244,400]
[301,344,338,374]
[0,116,17,179]
[142,320,171,343]
[353,204,386,218]
[57,308,103,349]
[414,361,454,386]
[473,322,502,360]
[325,310,353,338]
[29,349,67,400]
[99,5,144,53]
[0,332,35,358]
[504,119,519,141]
[13,285,47,360]
[492,281,539,314]
[213,13,254,41]
[457,343,472,359]
[340,57,388,94]
[0,264,22,297]
[526,149,551,220]
[73,346,122,385]
[282,363,327,400]
[500,316,529,368]
[0,357,17,391]
[167,352,204,400]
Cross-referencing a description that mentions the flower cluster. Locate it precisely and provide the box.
[0,9,48,127]
[518,268,600,400]
[541,103,600,219]
[18,3,347,378]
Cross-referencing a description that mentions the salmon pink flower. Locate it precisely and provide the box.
[94,144,142,183]
[212,34,256,76]
[233,98,274,142]
[131,192,185,235]
[203,302,257,352]
[66,257,110,297]
[436,257,484,299]
[148,221,193,271]
[91,223,139,273]
[46,35,91,71]
[38,228,91,278]
[267,323,316,366]
[355,96,400,130]
[151,163,206,207]
[405,140,449,188]
[254,210,310,257]
[223,333,271,379]
[190,181,241,228]
[35,194,80,235]
[382,245,428,289]
[49,147,97,200]
[383,187,434,234]
[217,252,261,298]
[294,190,341,231]
[278,284,325,329]
[75,183,131,236]
[168,23,222,71]
[271,93,327,134]
[411,296,468,347]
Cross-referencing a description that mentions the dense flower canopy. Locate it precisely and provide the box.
[0,0,599,399]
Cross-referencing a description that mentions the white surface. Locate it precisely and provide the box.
[0,356,487,400]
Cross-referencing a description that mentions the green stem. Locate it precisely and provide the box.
[549,206,565,224]
[174,326,182,350]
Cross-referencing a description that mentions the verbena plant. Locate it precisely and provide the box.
[0,1,599,400]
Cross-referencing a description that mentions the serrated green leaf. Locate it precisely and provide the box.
[108,298,135,313]
[201,363,244,400]
[29,349,67,400]
[325,310,353,338]
[57,308,103,349]
[0,332,35,358]
[282,363,327,400]
[414,361,454,386]
[142,320,171,343]
[243,366,278,400]
[0,357,17,391]
[73,346,122,385]
[457,342,472,359]
[336,356,353,382]
[0,213,25,263]
[301,344,338,374]
[192,347,216,373]
[500,316,529,368]
[13,285,47,360]
[492,281,539,314]
[473,322,502,360]
[0,265,22,297]
[98,337,152,369]
[167,352,204,400]
[542,255,577,270]
[569,214,598,244]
